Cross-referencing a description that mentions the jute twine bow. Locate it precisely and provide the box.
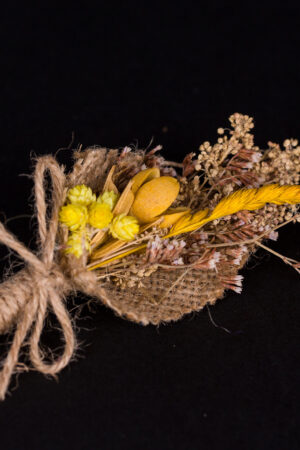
[0,156,98,400]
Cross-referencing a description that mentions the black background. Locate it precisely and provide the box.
[0,2,299,449]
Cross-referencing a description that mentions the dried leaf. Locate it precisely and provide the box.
[102,165,119,194]
[90,239,127,261]
[90,229,108,249]
[113,180,134,216]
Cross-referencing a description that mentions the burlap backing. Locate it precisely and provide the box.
[68,148,250,325]
[100,264,242,325]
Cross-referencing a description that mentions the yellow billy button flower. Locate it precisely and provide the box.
[65,231,90,258]
[67,184,96,206]
[110,214,140,241]
[97,190,119,211]
[88,202,113,229]
[59,204,88,231]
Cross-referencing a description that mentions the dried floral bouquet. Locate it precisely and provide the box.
[0,113,299,399]
[61,113,300,310]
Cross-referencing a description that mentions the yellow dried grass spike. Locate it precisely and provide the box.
[170,208,209,235]
[209,184,300,221]
[170,184,300,236]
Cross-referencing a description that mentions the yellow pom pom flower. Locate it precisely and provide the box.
[97,190,119,211]
[110,213,140,241]
[59,204,88,231]
[65,231,90,258]
[67,184,96,206]
[88,203,113,229]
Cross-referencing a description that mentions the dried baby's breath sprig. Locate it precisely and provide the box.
[254,140,300,186]
[195,114,258,180]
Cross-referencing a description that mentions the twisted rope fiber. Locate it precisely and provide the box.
[0,156,110,400]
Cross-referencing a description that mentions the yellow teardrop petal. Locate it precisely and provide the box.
[131,168,160,194]
[131,176,180,223]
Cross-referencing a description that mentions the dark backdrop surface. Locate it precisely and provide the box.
[0,2,299,449]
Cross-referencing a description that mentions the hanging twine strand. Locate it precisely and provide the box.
[0,156,76,400]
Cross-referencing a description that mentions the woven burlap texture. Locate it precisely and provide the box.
[69,148,248,325]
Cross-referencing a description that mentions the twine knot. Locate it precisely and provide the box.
[0,156,77,400]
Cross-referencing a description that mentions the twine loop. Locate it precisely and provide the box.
[0,156,76,400]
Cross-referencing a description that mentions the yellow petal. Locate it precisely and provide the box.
[131,167,160,194]
[131,176,180,223]
[159,207,190,228]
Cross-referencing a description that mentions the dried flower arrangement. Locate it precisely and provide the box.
[0,113,299,399]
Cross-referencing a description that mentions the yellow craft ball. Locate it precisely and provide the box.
[88,203,113,229]
[110,214,140,240]
[59,204,88,231]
